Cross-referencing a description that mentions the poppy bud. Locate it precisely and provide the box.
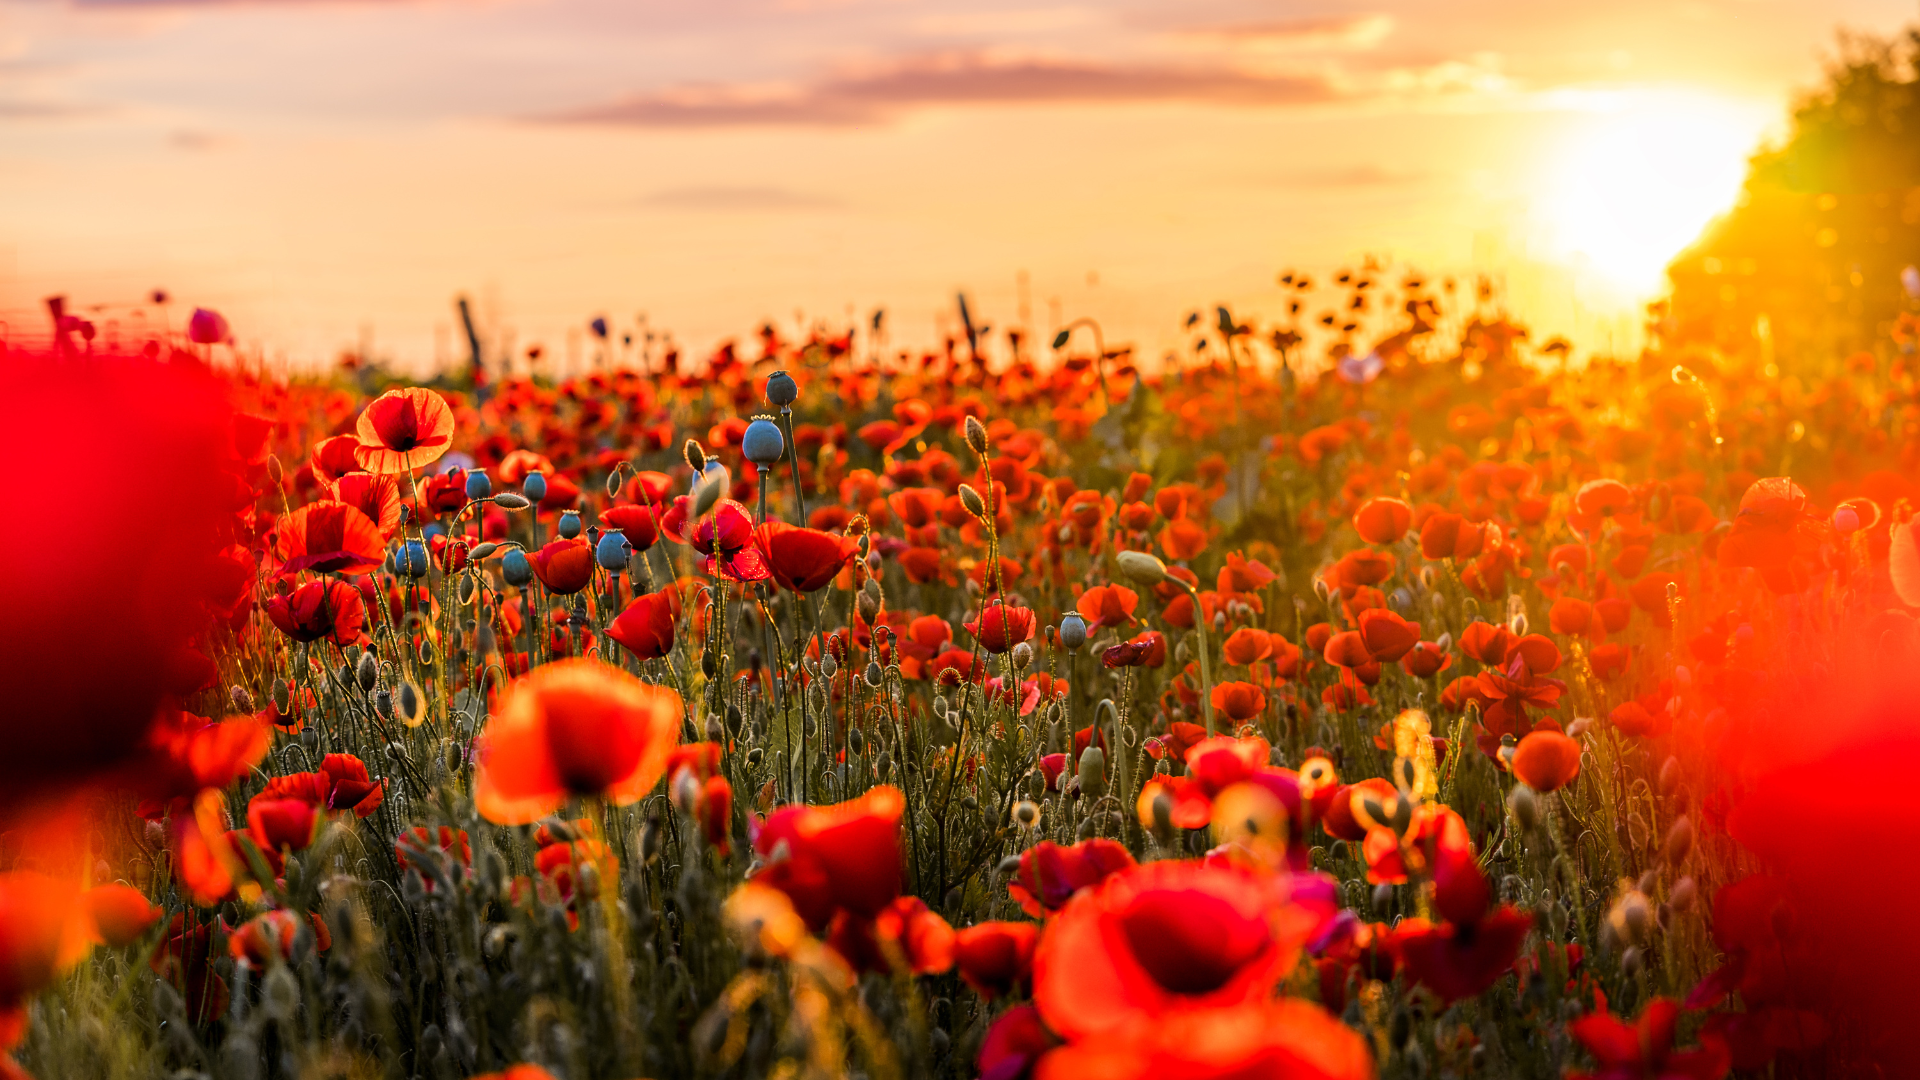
[742,417,785,465]
[1374,884,1395,918]
[1658,756,1681,794]
[864,661,883,687]
[558,511,583,540]
[1507,783,1538,832]
[1012,800,1040,827]
[595,531,631,570]
[964,415,989,455]
[229,684,254,713]
[1613,891,1651,947]
[1664,816,1693,866]
[464,470,491,500]
[522,472,548,503]
[684,439,707,473]
[1058,611,1088,651]
[1115,550,1170,586]
[356,651,378,692]
[958,483,987,520]
[765,369,798,407]
[692,464,729,517]
[1077,746,1107,798]
[187,307,230,344]
[1621,945,1645,977]
[397,680,423,725]
[820,652,839,678]
[1011,642,1033,671]
[396,540,430,578]
[1669,876,1697,912]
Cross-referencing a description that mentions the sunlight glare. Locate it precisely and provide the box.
[1534,90,1773,299]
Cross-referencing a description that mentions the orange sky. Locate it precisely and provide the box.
[1,0,1914,369]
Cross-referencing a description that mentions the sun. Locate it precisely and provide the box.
[1533,88,1775,299]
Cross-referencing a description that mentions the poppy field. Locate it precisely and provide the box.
[4,265,1920,1080]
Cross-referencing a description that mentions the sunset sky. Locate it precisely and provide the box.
[2,0,1914,369]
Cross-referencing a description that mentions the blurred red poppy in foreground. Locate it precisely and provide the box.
[1032,999,1374,1080]
[475,659,682,824]
[0,872,93,1050]
[752,786,905,930]
[1006,838,1135,917]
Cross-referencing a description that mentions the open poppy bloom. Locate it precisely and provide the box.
[1032,860,1337,1041]
[246,795,319,853]
[275,501,386,576]
[354,387,456,474]
[1394,906,1534,1003]
[599,503,660,552]
[1512,729,1582,791]
[83,884,162,949]
[1354,496,1413,544]
[1568,998,1730,1080]
[529,537,596,594]
[955,921,1040,998]
[257,752,387,817]
[825,896,955,976]
[752,785,906,930]
[1031,999,1374,1080]
[0,872,94,1048]
[1101,630,1167,668]
[330,472,403,538]
[1006,838,1136,916]
[607,588,679,660]
[691,501,771,582]
[967,601,1036,654]
[1209,681,1267,722]
[1357,608,1421,662]
[754,521,856,592]
[228,909,317,969]
[264,579,367,646]
[474,659,682,824]
[1222,627,1274,665]
[1076,584,1139,629]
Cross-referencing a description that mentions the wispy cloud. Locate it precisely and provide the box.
[542,50,1341,127]
[639,185,842,211]
[1175,13,1396,51]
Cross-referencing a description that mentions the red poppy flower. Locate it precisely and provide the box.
[599,504,660,552]
[1328,549,1395,590]
[1354,496,1413,544]
[263,579,367,646]
[1568,998,1730,1080]
[246,796,319,854]
[140,710,273,805]
[309,434,364,486]
[1458,621,1516,664]
[1158,517,1209,560]
[1102,629,1168,668]
[330,471,403,538]
[1357,608,1421,662]
[1549,598,1593,635]
[1322,630,1373,668]
[1609,699,1667,738]
[275,501,385,576]
[752,785,906,930]
[1221,627,1273,665]
[1032,860,1334,1041]
[354,387,456,475]
[1322,778,1397,842]
[474,659,682,824]
[899,547,947,584]
[1076,584,1139,629]
[529,537,597,594]
[1031,999,1374,1080]
[826,896,955,976]
[1209,681,1267,722]
[79,884,159,950]
[607,589,679,660]
[1394,906,1533,1003]
[150,912,228,1024]
[692,501,771,582]
[395,826,472,887]
[967,601,1036,654]
[1006,838,1136,917]
[1402,641,1453,678]
[1420,512,1486,560]
[755,521,857,592]
[0,872,92,1040]
[228,909,313,969]
[1510,730,1583,791]
[956,921,1040,998]
[1508,633,1562,674]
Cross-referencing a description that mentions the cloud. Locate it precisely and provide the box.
[1177,14,1396,51]
[543,50,1340,128]
[0,99,103,119]
[639,185,842,211]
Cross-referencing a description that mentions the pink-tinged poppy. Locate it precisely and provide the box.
[599,503,660,552]
[1568,998,1730,1080]
[1032,999,1374,1080]
[276,501,385,576]
[1393,906,1533,1003]
[607,589,679,661]
[353,387,455,475]
[1357,608,1421,662]
[754,521,857,592]
[529,537,596,594]
[1209,681,1267,722]
[1354,496,1413,544]
[1031,860,1335,1041]
[752,786,905,931]
[83,884,161,949]
[967,601,1036,654]
[826,896,955,976]
[474,660,682,825]
[955,921,1040,998]
[690,501,770,582]
[264,580,366,647]
[1006,839,1136,917]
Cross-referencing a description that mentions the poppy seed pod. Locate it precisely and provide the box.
[1058,611,1088,651]
[522,472,548,503]
[595,531,631,571]
[558,511,583,540]
[742,417,785,465]
[502,548,533,587]
[395,539,430,579]
[1012,642,1034,671]
[1115,550,1170,586]
[464,470,491,500]
[766,369,798,408]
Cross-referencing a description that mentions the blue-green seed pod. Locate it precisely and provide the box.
[766,370,798,408]
[395,540,430,579]
[502,548,533,587]
[742,416,785,465]
[522,472,548,504]
[1058,611,1088,651]
[464,469,491,500]
[558,510,583,540]
[595,530,631,570]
